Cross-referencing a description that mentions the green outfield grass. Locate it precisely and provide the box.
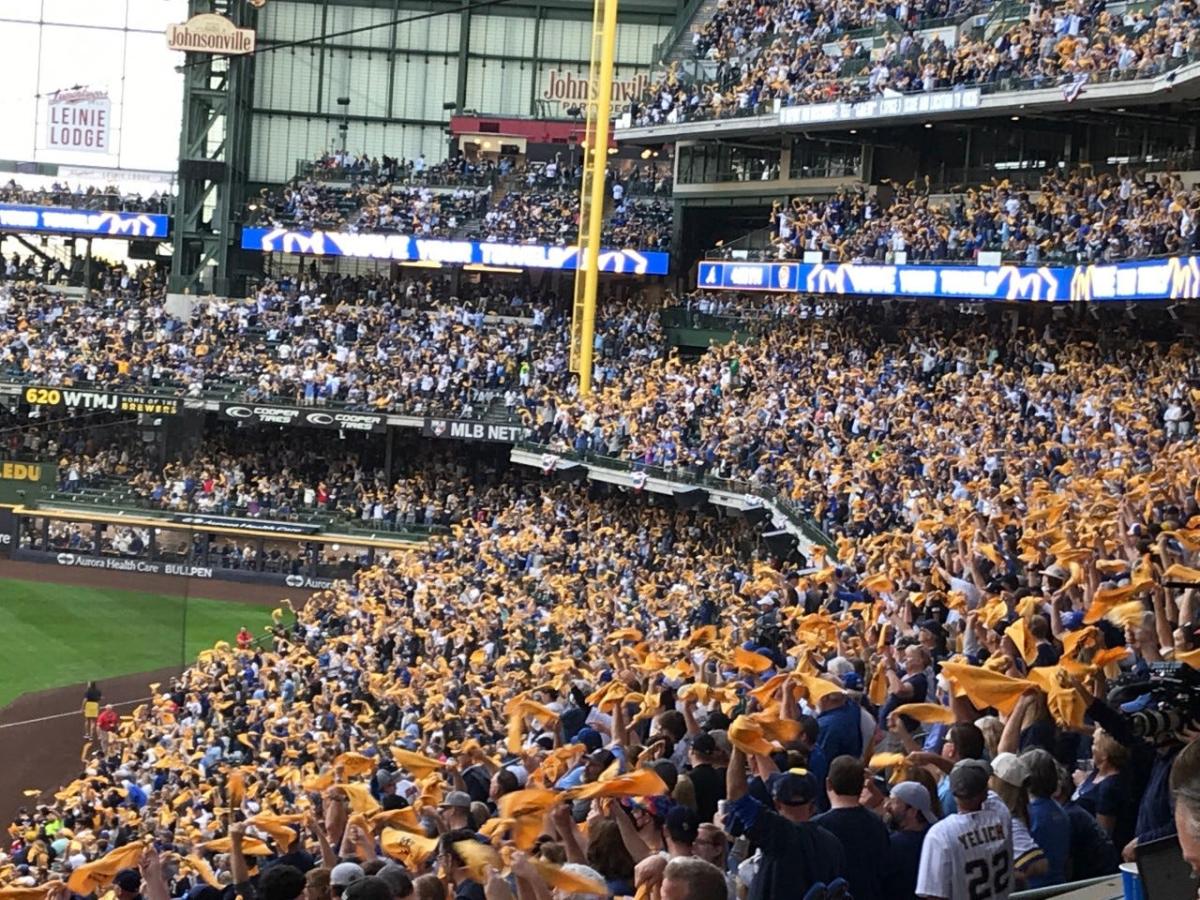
[0,578,276,708]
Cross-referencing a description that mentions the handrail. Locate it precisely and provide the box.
[654,0,706,64]
[36,495,443,542]
[517,440,835,550]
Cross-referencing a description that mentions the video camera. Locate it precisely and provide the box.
[1107,662,1200,741]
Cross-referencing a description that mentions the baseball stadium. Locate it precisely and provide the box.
[5,0,1200,898]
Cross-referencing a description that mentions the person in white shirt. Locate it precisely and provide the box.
[917,760,1014,900]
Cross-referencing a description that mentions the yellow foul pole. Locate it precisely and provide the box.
[570,0,619,396]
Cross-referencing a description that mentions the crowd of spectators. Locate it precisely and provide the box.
[247,181,489,237]
[11,285,1200,898]
[308,152,506,189]
[51,426,498,532]
[0,279,663,416]
[251,155,674,250]
[631,0,1200,126]
[0,179,171,214]
[711,165,1200,264]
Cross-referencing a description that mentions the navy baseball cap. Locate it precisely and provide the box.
[770,770,819,807]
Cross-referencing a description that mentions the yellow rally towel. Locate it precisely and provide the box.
[390,748,445,778]
[68,840,147,894]
[868,752,906,770]
[200,836,273,856]
[497,788,562,820]
[891,703,955,725]
[727,716,777,756]
[1025,666,1087,729]
[333,783,380,815]
[940,662,1031,716]
[248,814,304,852]
[184,854,223,890]
[380,827,438,869]
[369,807,421,832]
[733,646,774,674]
[1004,618,1039,666]
[568,769,668,800]
[334,752,376,777]
[451,840,501,881]
[1084,583,1150,624]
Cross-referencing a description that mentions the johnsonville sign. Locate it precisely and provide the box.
[166,13,256,55]
[542,69,651,108]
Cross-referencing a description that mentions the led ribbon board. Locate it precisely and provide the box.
[696,257,1200,302]
[0,204,169,238]
[240,227,670,276]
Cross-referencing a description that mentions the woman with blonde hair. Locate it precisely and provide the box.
[988,752,1049,889]
[1073,728,1135,850]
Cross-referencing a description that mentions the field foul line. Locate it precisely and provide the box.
[0,696,148,730]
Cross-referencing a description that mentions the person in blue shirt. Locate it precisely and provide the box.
[816,691,863,762]
[882,780,936,900]
[1022,749,1071,888]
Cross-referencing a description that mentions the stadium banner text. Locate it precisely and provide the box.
[695,256,1200,302]
[46,88,111,153]
[0,204,170,238]
[423,418,531,443]
[0,461,56,505]
[171,514,321,536]
[240,227,670,276]
[11,547,337,591]
[218,402,387,433]
[779,87,981,126]
[23,385,182,416]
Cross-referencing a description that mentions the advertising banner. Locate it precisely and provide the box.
[0,461,56,505]
[240,228,670,276]
[22,385,182,415]
[0,204,170,238]
[13,547,337,591]
[778,87,981,126]
[422,418,531,443]
[218,402,387,433]
[696,256,1200,302]
[171,514,321,536]
[540,69,651,113]
[166,13,256,55]
[46,88,111,153]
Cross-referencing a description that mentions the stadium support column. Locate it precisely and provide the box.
[170,0,257,297]
[569,0,619,396]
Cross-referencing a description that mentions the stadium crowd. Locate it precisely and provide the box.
[631,0,1200,125]
[727,165,1200,264]
[0,280,662,415]
[5,289,1200,900]
[249,156,674,250]
[0,180,171,214]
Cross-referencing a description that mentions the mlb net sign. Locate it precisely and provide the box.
[46,88,111,153]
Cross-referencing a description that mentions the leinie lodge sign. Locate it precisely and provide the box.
[542,69,650,107]
[166,13,256,55]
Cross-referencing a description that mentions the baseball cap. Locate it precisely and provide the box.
[330,862,365,889]
[691,732,717,757]
[114,870,142,893]
[890,781,938,825]
[949,759,992,799]
[439,791,472,810]
[342,877,392,900]
[770,770,820,807]
[666,805,700,845]
[991,752,1029,788]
